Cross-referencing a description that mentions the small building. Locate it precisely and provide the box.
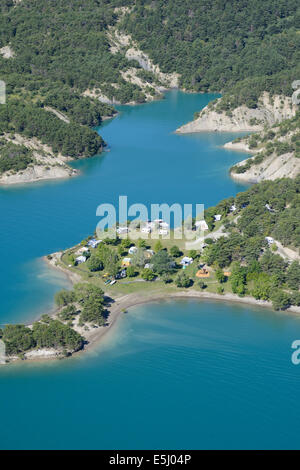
[75,255,87,265]
[129,246,138,254]
[160,222,169,229]
[195,220,208,231]
[87,239,102,249]
[117,226,129,234]
[141,226,151,233]
[75,246,89,255]
[122,257,132,267]
[230,204,236,212]
[196,268,210,278]
[159,229,169,235]
[214,214,222,221]
[224,271,231,277]
[180,256,193,266]
[144,263,154,269]
[265,236,274,245]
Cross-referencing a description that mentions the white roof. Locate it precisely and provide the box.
[160,222,169,228]
[214,214,222,221]
[159,229,169,235]
[76,256,86,262]
[230,205,236,211]
[117,227,129,233]
[141,227,151,233]
[129,246,138,253]
[265,236,274,243]
[144,263,153,269]
[122,257,132,263]
[180,256,193,264]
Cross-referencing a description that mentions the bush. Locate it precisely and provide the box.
[88,254,103,272]
[270,290,291,311]
[126,266,137,277]
[170,246,182,258]
[141,268,155,281]
[54,289,75,307]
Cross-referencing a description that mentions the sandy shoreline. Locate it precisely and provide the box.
[75,289,300,356]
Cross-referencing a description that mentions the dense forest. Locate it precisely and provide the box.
[122,0,300,108]
[0,0,300,172]
[0,320,84,356]
[200,176,300,309]
[0,0,139,169]
[0,139,33,174]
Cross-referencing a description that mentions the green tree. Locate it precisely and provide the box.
[286,261,300,290]
[270,290,291,311]
[2,324,35,355]
[54,289,75,307]
[151,250,175,275]
[215,268,226,283]
[230,263,247,296]
[79,297,106,326]
[131,248,147,268]
[137,238,147,248]
[175,272,192,288]
[188,250,198,259]
[141,268,155,281]
[154,240,163,252]
[170,245,182,258]
[126,266,137,277]
[88,253,103,272]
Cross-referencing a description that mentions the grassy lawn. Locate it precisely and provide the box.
[55,230,236,298]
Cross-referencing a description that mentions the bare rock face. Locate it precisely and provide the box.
[0,134,78,186]
[125,47,179,89]
[0,165,77,186]
[176,93,297,134]
[0,45,15,59]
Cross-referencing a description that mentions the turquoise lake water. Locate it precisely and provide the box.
[0,91,246,324]
[1,90,300,449]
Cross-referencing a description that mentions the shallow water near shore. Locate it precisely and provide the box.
[1,299,300,449]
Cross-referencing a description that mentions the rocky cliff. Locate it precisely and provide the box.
[176,93,296,133]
